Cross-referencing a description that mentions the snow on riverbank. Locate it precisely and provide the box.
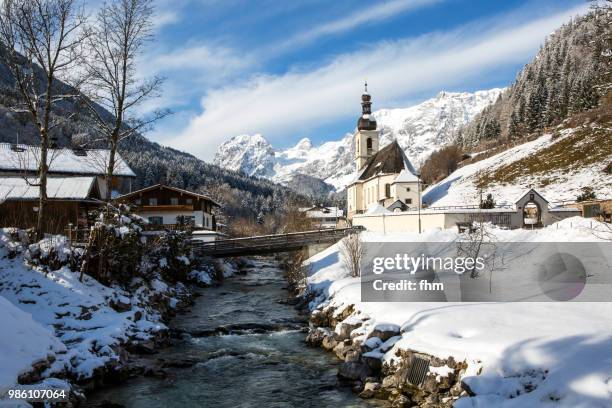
[0,229,195,401]
[305,218,612,407]
[0,296,65,394]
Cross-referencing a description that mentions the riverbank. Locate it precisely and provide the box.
[84,258,372,408]
[303,217,612,407]
[0,227,241,406]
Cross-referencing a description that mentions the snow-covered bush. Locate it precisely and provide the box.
[145,230,193,283]
[80,204,145,285]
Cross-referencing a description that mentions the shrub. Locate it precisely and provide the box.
[577,186,597,202]
[479,193,496,209]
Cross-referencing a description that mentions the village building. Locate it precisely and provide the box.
[0,143,136,198]
[115,184,219,230]
[0,176,102,232]
[0,143,137,232]
[352,188,581,233]
[346,84,421,220]
[299,205,346,229]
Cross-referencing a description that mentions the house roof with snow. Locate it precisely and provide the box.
[365,203,392,215]
[354,141,419,182]
[300,206,344,218]
[0,143,136,177]
[387,199,409,212]
[514,188,549,204]
[0,176,99,203]
[116,184,220,207]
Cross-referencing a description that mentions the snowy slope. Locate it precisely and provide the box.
[0,230,172,391]
[214,89,503,191]
[305,218,612,408]
[423,125,612,206]
[0,295,64,393]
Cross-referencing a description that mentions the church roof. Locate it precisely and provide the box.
[357,82,377,131]
[357,114,377,131]
[393,169,419,183]
[356,141,419,181]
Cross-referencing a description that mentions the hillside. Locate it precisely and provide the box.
[423,100,612,206]
[426,7,612,206]
[459,8,611,148]
[0,49,307,220]
[214,89,502,190]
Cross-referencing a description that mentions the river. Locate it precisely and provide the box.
[85,258,375,407]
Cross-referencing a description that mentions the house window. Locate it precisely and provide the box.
[170,197,179,205]
[148,198,157,206]
[135,198,141,205]
[406,199,412,204]
[148,216,163,225]
[385,184,391,198]
[186,198,193,205]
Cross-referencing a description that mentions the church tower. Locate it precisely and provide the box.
[354,82,379,171]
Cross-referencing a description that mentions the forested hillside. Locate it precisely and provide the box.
[0,47,308,221]
[458,8,611,148]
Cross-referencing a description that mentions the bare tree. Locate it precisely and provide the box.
[0,0,86,238]
[80,0,168,202]
[457,215,507,295]
[341,233,365,277]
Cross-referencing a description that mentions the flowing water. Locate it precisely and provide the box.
[85,258,375,408]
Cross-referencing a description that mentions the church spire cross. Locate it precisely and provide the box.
[364,80,368,93]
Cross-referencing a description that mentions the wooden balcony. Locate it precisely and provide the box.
[138,205,194,212]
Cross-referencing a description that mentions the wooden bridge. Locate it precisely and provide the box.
[192,227,362,258]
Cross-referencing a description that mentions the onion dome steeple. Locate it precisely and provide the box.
[357,81,377,131]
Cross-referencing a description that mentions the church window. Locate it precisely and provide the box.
[406,198,412,204]
[367,138,372,149]
[385,184,391,198]
[406,187,411,192]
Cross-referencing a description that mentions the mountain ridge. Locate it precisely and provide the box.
[214,88,503,191]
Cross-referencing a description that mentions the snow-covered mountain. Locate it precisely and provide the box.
[214,89,503,191]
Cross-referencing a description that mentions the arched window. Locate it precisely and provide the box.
[385,183,391,198]
[366,138,373,149]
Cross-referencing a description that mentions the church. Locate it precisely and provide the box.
[346,85,421,221]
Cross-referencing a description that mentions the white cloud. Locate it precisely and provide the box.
[160,3,589,161]
[148,44,254,76]
[275,0,443,51]
[135,42,256,118]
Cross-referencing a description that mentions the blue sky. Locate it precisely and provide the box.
[137,0,588,160]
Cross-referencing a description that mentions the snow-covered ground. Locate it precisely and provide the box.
[0,295,65,394]
[306,217,612,407]
[0,229,207,402]
[423,128,612,206]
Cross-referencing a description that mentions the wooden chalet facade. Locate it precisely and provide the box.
[0,176,102,233]
[116,184,220,230]
[0,143,137,233]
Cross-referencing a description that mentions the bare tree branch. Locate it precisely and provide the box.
[80,0,169,203]
[0,0,87,238]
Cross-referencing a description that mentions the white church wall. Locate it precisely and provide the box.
[391,181,420,208]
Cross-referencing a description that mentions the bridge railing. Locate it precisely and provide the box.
[192,227,361,256]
